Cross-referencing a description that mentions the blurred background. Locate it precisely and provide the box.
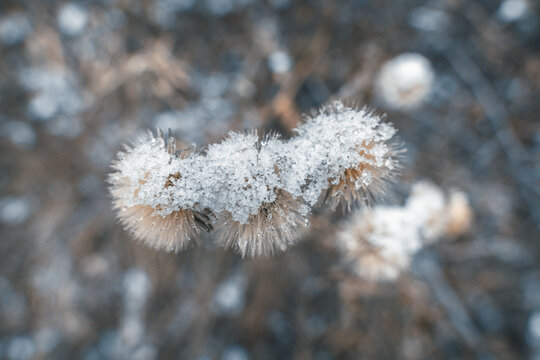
[0,0,539,359]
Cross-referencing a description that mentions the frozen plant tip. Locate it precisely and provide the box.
[293,102,402,210]
[196,131,309,257]
[109,101,402,257]
[108,131,212,252]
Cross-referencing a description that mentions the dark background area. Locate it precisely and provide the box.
[0,0,539,359]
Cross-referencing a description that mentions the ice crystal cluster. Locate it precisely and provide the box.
[337,182,472,281]
[109,101,400,257]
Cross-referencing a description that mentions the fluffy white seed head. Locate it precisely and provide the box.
[337,181,472,281]
[108,131,211,252]
[293,102,401,210]
[376,53,434,109]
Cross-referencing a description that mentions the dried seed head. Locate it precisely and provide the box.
[108,100,404,257]
[337,181,472,281]
[337,207,415,281]
[214,189,310,257]
[339,223,410,281]
[199,131,280,224]
[324,137,403,211]
[108,130,212,252]
[376,53,434,109]
[293,101,402,210]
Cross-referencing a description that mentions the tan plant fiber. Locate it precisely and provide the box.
[214,189,309,257]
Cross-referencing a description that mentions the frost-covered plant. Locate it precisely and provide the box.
[294,102,401,210]
[337,181,472,281]
[109,101,401,257]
